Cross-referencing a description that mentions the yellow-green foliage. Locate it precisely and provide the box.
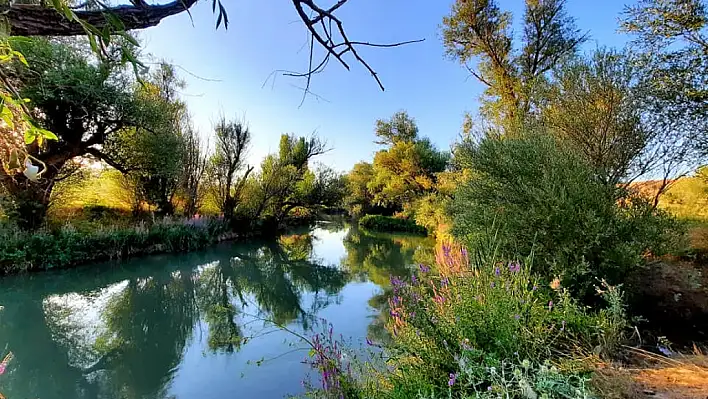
[48,169,135,228]
[656,176,708,222]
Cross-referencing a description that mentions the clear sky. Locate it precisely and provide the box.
[140,0,636,171]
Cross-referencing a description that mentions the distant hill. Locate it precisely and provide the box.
[630,177,708,221]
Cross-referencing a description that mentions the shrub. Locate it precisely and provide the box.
[0,217,228,273]
[451,133,684,299]
[359,215,427,235]
[360,243,625,398]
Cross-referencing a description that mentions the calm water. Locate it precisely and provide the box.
[0,220,434,399]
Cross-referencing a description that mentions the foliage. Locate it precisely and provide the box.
[106,63,188,215]
[359,215,427,235]
[544,49,647,185]
[344,111,449,218]
[0,37,143,228]
[451,133,684,298]
[0,217,228,273]
[180,125,209,217]
[620,0,707,176]
[442,0,585,127]
[207,116,253,220]
[305,244,626,399]
[243,134,331,223]
[374,110,419,146]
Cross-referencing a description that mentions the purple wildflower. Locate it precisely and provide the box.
[390,276,405,288]
[548,300,554,310]
[532,285,538,291]
[487,386,493,391]
[366,337,374,346]
[658,346,673,357]
[509,261,521,273]
[448,373,457,386]
[494,267,501,276]
[441,277,449,287]
[411,274,418,284]
[392,296,401,305]
[490,282,495,288]
[419,264,431,273]
[461,248,468,258]
[434,295,446,304]
[514,314,520,320]
[0,363,5,375]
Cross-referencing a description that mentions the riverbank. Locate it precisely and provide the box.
[0,217,235,273]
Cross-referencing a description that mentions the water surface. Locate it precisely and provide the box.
[0,220,433,399]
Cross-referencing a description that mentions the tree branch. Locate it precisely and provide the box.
[85,147,128,173]
[2,0,199,36]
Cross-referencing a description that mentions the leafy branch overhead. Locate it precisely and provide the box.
[1,0,423,91]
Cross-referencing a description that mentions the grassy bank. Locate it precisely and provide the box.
[359,215,427,235]
[0,218,231,273]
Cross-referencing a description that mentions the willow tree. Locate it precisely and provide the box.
[0,38,144,228]
[442,0,585,128]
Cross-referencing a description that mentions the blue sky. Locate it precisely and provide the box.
[140,0,636,171]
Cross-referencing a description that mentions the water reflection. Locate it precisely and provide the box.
[0,220,432,399]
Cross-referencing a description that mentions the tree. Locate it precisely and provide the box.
[543,49,648,186]
[620,0,708,200]
[451,132,681,299]
[366,112,449,213]
[374,111,419,146]
[207,117,253,220]
[180,126,209,217]
[344,162,376,217]
[0,38,144,228]
[442,0,585,127]
[248,134,329,221]
[105,63,189,215]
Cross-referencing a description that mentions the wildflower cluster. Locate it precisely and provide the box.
[380,243,622,397]
[302,324,360,399]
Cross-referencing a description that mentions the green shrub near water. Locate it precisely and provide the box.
[303,243,626,399]
[359,215,427,235]
[451,134,684,299]
[0,218,228,273]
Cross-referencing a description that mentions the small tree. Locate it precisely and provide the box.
[180,126,209,217]
[207,117,253,220]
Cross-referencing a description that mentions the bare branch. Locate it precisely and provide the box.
[291,0,424,92]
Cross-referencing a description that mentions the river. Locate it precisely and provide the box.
[0,220,434,399]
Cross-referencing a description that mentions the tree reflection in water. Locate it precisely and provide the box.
[0,222,432,399]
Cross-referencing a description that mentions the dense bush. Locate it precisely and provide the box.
[0,218,228,273]
[359,215,427,235]
[304,243,626,398]
[451,134,683,298]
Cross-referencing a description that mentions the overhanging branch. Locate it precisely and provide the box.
[1,0,199,36]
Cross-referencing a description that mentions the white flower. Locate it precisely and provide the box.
[23,159,39,182]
